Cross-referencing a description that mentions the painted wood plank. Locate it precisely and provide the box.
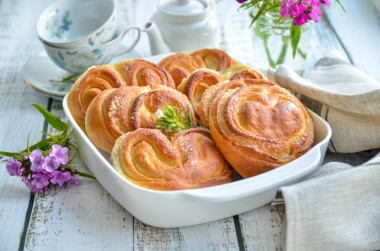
[0,0,52,250]
[134,218,239,250]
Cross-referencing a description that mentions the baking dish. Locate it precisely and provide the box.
[62,55,332,228]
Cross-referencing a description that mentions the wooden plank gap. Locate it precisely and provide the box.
[18,192,35,251]
[233,215,246,251]
[18,98,53,250]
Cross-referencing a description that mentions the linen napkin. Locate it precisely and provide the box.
[267,50,380,153]
[266,51,380,250]
[279,153,380,251]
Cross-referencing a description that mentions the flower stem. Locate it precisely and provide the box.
[275,36,290,65]
[73,170,96,179]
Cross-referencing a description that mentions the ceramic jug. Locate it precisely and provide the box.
[146,0,219,54]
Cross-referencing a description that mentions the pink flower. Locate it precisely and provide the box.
[281,0,311,26]
[236,0,247,3]
[280,1,290,17]
[49,144,69,166]
[294,13,310,25]
[309,0,323,23]
[29,149,44,172]
[290,4,308,18]
[322,0,330,7]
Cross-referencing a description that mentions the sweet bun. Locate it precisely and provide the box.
[208,83,314,178]
[224,64,266,81]
[85,86,196,153]
[85,86,150,153]
[67,65,126,130]
[111,128,232,191]
[113,59,175,89]
[191,48,236,71]
[158,52,205,86]
[177,69,227,120]
[198,79,278,127]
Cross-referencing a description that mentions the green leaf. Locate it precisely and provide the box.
[249,3,268,27]
[32,104,68,131]
[185,107,192,129]
[335,0,346,12]
[0,151,22,158]
[290,24,302,58]
[21,138,55,153]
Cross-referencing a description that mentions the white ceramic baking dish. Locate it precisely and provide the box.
[62,54,332,228]
[62,96,331,228]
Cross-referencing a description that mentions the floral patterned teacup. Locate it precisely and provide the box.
[42,26,141,73]
[36,0,117,48]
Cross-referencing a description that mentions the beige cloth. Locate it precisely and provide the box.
[268,52,380,250]
[267,51,380,153]
[280,153,380,251]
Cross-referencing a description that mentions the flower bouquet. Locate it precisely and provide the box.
[237,0,345,72]
[1,104,94,194]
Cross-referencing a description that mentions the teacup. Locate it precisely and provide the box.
[36,0,117,48]
[42,26,141,73]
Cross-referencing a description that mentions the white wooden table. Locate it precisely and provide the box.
[1,0,379,250]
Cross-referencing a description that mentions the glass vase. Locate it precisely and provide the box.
[250,9,311,76]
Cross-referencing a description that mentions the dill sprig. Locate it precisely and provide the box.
[155,105,192,134]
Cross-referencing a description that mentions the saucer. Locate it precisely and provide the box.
[23,46,141,100]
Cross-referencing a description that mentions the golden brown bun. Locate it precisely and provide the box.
[224,64,266,81]
[208,84,314,178]
[113,59,175,89]
[130,87,197,130]
[111,128,232,191]
[158,52,205,86]
[198,79,278,128]
[85,86,196,153]
[177,69,227,120]
[67,65,126,130]
[85,86,150,153]
[190,48,236,71]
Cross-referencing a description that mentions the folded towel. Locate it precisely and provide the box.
[267,51,380,250]
[267,50,380,153]
[279,152,380,251]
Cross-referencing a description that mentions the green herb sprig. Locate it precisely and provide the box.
[155,105,192,134]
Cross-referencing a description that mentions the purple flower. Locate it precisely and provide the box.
[22,177,33,189]
[49,144,69,166]
[236,0,248,3]
[6,157,22,176]
[31,172,51,193]
[29,149,44,172]
[66,174,82,188]
[50,170,72,187]
[42,156,60,173]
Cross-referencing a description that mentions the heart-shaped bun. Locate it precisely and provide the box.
[111,128,232,191]
[208,83,314,178]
